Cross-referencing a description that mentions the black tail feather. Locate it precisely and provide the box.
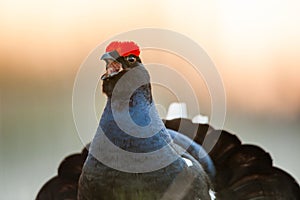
[204,130,242,166]
[218,167,300,200]
[36,151,88,200]
[164,118,300,199]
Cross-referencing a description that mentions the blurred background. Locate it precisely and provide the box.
[1,0,300,199]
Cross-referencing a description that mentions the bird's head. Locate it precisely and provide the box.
[100,41,150,99]
[101,41,142,80]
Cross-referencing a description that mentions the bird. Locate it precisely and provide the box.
[78,41,214,200]
[36,41,300,200]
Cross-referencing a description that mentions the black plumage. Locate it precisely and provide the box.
[36,148,88,200]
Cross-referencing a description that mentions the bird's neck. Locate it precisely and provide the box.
[98,85,171,153]
[102,84,152,125]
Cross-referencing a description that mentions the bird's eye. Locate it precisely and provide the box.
[126,56,136,63]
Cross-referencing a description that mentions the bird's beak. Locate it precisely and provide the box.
[100,52,115,61]
[100,50,119,61]
[100,50,122,80]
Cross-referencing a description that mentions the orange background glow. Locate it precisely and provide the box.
[1,0,299,116]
